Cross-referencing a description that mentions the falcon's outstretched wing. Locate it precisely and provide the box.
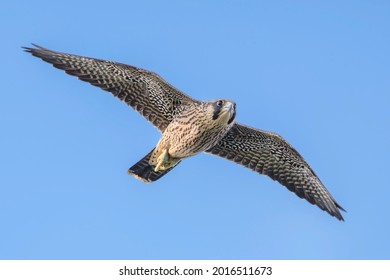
[207,123,345,220]
[24,44,194,132]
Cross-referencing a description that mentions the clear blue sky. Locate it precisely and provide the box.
[1,0,389,260]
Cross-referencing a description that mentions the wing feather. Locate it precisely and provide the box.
[207,123,345,220]
[24,44,194,132]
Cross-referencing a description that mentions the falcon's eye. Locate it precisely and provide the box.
[216,100,224,107]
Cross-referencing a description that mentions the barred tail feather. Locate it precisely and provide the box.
[128,149,180,183]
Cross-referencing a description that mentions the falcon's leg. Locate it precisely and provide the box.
[155,149,169,172]
[128,148,181,183]
[154,149,181,172]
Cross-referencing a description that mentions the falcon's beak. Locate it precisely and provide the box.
[223,101,236,124]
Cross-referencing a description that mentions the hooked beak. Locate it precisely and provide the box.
[223,101,236,124]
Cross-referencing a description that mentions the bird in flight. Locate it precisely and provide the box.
[24,44,345,221]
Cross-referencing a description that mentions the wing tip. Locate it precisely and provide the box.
[333,202,346,221]
[334,211,345,222]
[22,43,46,53]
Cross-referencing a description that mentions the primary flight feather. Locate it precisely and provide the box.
[24,44,345,220]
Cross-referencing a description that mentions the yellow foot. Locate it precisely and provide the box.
[154,149,169,172]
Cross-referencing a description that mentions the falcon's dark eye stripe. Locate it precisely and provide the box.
[212,105,221,120]
[212,100,224,120]
[228,111,236,124]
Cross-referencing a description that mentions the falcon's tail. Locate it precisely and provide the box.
[128,149,180,183]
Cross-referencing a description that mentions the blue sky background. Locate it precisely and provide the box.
[1,0,389,260]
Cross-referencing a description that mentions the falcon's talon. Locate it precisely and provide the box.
[24,44,345,221]
[154,149,169,172]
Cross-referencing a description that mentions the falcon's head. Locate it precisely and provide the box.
[211,99,236,125]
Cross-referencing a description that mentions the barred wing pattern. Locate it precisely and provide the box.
[24,44,194,132]
[207,123,345,220]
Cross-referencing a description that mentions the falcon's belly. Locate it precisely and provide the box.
[149,103,234,171]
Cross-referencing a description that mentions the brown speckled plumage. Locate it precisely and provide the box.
[24,44,345,221]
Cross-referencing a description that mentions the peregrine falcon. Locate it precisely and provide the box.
[24,44,345,221]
